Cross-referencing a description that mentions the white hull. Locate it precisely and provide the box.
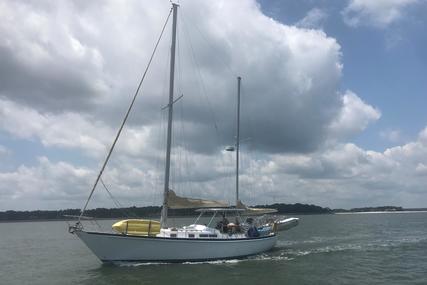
[275,217,299,232]
[76,230,277,262]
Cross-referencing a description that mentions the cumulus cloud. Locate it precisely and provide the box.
[0,153,174,210]
[415,163,427,175]
[0,1,110,111]
[0,157,93,210]
[0,97,164,160]
[1,123,427,209]
[419,126,427,142]
[259,125,427,207]
[296,8,328,29]
[342,0,421,28]
[0,148,235,210]
[0,0,347,155]
[328,90,381,140]
[0,97,111,157]
[380,129,402,143]
[0,0,418,210]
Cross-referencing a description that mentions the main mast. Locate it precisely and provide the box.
[161,3,178,228]
[236,76,241,207]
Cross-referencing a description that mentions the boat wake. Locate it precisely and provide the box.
[112,253,293,267]
[279,236,427,258]
[110,237,426,267]
[183,259,241,265]
[114,261,172,267]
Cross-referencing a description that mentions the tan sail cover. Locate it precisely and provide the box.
[237,200,278,215]
[167,190,229,209]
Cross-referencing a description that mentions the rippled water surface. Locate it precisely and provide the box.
[1,213,427,284]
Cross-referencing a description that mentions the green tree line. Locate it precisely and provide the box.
[0,203,332,221]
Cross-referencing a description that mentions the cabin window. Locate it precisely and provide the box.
[170,233,177,238]
[199,234,217,238]
[188,234,195,238]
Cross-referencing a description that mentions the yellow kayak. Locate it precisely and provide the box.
[112,219,160,236]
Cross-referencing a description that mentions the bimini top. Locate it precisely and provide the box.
[195,208,246,213]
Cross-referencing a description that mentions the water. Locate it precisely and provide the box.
[1,213,427,284]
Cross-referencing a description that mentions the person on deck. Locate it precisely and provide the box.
[221,214,229,233]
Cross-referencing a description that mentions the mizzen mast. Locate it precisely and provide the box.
[236,76,241,207]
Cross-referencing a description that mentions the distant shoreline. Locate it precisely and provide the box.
[1,204,426,222]
[0,217,108,223]
[332,206,427,214]
[0,212,333,223]
[2,211,427,224]
[336,210,427,215]
[0,203,332,222]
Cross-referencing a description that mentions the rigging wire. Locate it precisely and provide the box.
[239,83,255,203]
[179,96,195,198]
[180,11,221,138]
[100,178,138,218]
[170,18,180,198]
[152,40,172,207]
[180,10,232,200]
[175,15,182,197]
[241,83,267,205]
[175,13,195,199]
[78,8,173,222]
[180,7,237,78]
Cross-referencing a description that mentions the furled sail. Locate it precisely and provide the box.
[167,190,229,209]
[236,200,278,215]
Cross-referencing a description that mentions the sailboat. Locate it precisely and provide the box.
[69,3,296,262]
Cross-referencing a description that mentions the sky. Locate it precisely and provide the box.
[0,0,426,211]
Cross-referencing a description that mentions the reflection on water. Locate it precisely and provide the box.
[1,213,427,285]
